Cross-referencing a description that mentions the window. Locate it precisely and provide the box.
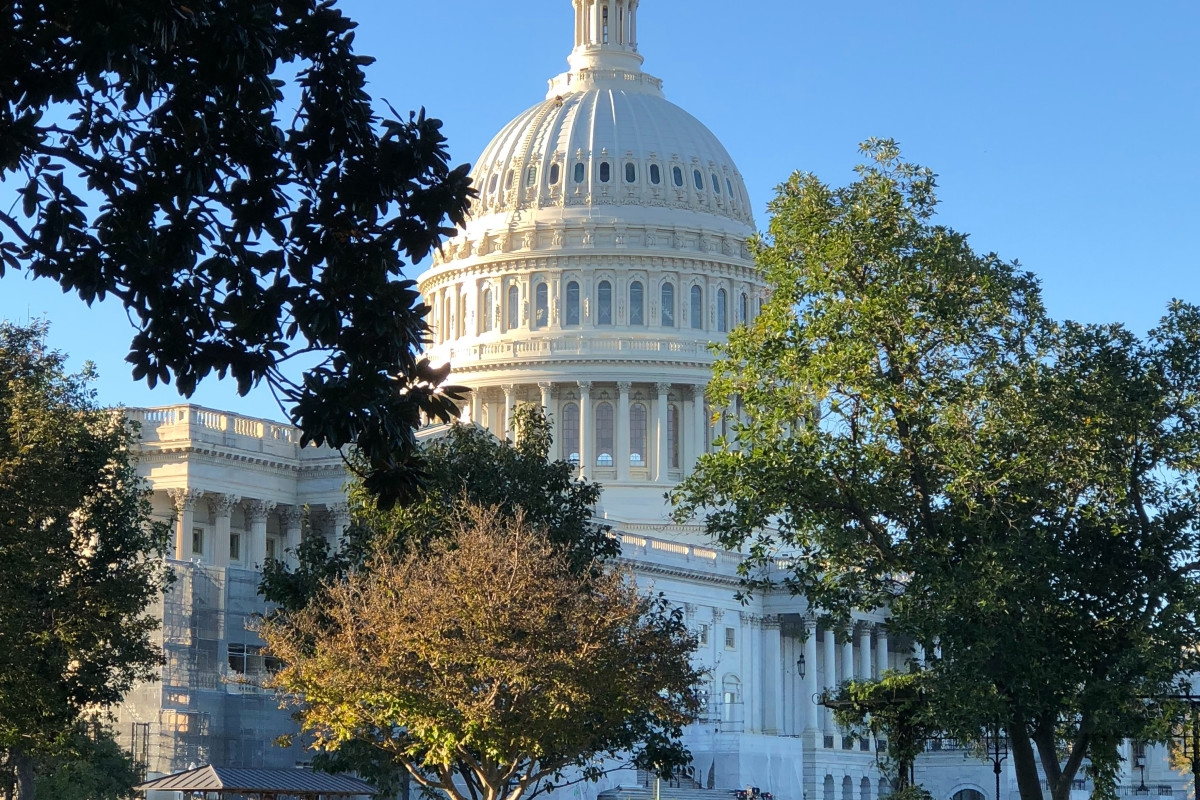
[562,402,580,464]
[488,173,498,193]
[629,403,647,466]
[712,173,720,194]
[601,3,609,42]
[726,177,734,197]
[504,169,513,189]
[625,162,636,183]
[526,165,537,186]
[548,163,560,185]
[507,285,519,329]
[721,675,741,723]
[266,536,278,561]
[698,623,709,645]
[564,281,580,327]
[740,292,748,324]
[649,163,661,184]
[693,169,704,191]
[672,165,683,187]
[229,532,241,561]
[599,161,611,183]
[573,162,585,183]
[595,402,614,466]
[690,285,703,329]
[457,293,467,338]
[667,403,680,468]
[717,288,728,332]
[481,287,493,332]
[629,281,644,325]
[191,527,204,556]
[725,626,736,650]
[661,282,675,327]
[597,280,613,325]
[534,283,548,329]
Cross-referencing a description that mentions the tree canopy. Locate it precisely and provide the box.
[1,0,473,508]
[261,503,701,800]
[673,140,1200,800]
[0,321,172,800]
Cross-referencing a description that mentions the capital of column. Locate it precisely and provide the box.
[712,607,725,623]
[655,381,671,396]
[279,505,305,528]
[761,613,781,631]
[683,602,697,618]
[167,487,205,513]
[577,380,592,392]
[207,493,240,517]
[617,381,632,393]
[537,381,555,392]
[245,499,277,524]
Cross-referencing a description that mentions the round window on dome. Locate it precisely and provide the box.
[693,170,704,191]
[625,162,636,183]
[712,173,720,194]
[649,164,661,185]
[672,166,683,187]
[574,162,585,183]
[599,161,611,183]
[549,163,560,185]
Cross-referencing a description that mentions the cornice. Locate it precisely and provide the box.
[138,444,346,476]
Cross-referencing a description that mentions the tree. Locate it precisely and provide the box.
[27,720,142,800]
[1,1,473,508]
[672,140,1200,800]
[0,321,172,800]
[260,404,614,612]
[260,503,701,800]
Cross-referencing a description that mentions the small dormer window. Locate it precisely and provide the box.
[549,163,560,185]
[693,169,704,191]
[599,161,611,183]
[488,173,499,193]
[574,162,586,183]
[649,164,661,184]
[625,162,636,183]
[712,173,720,194]
[672,166,684,187]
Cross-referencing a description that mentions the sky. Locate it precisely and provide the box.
[2,0,1198,421]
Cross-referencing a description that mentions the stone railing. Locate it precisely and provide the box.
[618,531,743,572]
[125,405,344,464]
[428,335,717,367]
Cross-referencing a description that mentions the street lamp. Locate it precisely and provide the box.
[982,725,1009,800]
[797,654,807,679]
[1135,751,1147,793]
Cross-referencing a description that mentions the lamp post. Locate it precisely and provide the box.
[1136,751,1147,793]
[983,725,1009,800]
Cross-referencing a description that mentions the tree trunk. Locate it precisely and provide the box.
[11,749,33,800]
[1007,723,1044,800]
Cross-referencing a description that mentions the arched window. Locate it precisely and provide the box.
[505,169,513,189]
[564,281,580,327]
[625,162,636,183]
[667,403,680,468]
[597,281,613,325]
[693,169,704,191]
[548,163,560,185]
[721,675,741,722]
[690,285,703,330]
[860,778,872,800]
[629,281,644,326]
[573,162,586,183]
[660,283,675,327]
[507,285,519,329]
[481,287,493,333]
[823,776,835,800]
[534,283,548,329]
[562,402,580,464]
[599,161,611,183]
[952,791,986,800]
[842,777,853,800]
[595,402,614,466]
[649,163,661,185]
[740,292,748,324]
[717,288,728,332]
[488,173,499,194]
[672,166,684,187]
[726,177,734,197]
[712,173,720,194]
[629,403,647,466]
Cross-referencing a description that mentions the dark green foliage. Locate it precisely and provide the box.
[0,321,172,800]
[29,721,142,800]
[0,1,473,508]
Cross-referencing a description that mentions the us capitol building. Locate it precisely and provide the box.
[117,3,1186,800]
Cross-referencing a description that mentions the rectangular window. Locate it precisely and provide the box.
[229,532,241,561]
[725,626,736,650]
[191,527,204,555]
[265,537,277,560]
[698,624,709,645]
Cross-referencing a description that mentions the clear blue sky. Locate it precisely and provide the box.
[2,0,1197,420]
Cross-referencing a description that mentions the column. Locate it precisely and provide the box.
[578,381,592,479]
[744,613,760,733]
[913,643,926,668]
[209,493,239,568]
[802,621,819,733]
[502,384,516,440]
[590,0,601,46]
[329,502,351,546]
[876,628,889,678]
[841,631,854,686]
[654,382,670,482]
[822,626,836,737]
[761,615,782,734]
[280,505,304,569]
[690,384,706,471]
[167,488,203,561]
[245,500,275,571]
[858,623,873,679]
[616,382,631,481]
[470,387,483,427]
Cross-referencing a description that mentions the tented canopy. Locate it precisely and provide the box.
[135,765,376,797]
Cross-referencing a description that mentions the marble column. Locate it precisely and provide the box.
[280,505,304,569]
[802,621,819,732]
[470,387,483,427]
[578,381,592,478]
[876,628,889,678]
[654,382,670,482]
[913,643,926,668]
[761,615,782,734]
[822,626,837,736]
[745,613,760,733]
[245,500,275,571]
[209,493,240,568]
[841,631,854,687]
[690,384,706,471]
[617,382,631,481]
[167,488,204,561]
[858,623,873,679]
[502,384,516,440]
[329,502,351,546]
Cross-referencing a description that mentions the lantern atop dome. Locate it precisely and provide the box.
[567,0,644,73]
